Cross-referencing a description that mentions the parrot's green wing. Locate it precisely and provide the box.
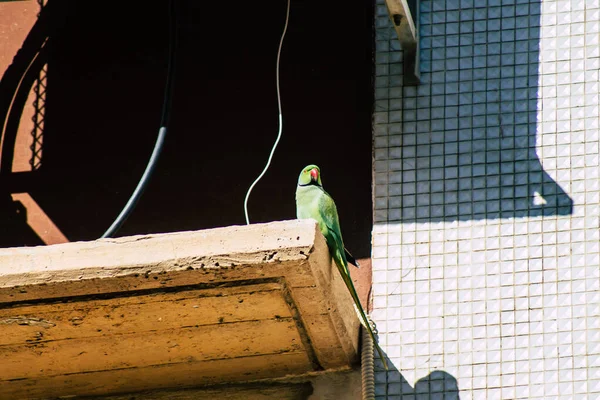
[317,189,349,272]
[317,189,359,269]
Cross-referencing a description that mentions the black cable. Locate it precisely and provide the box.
[102,0,177,238]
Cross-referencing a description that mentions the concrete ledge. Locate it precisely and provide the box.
[0,220,360,399]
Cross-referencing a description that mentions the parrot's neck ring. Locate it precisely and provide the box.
[298,182,320,187]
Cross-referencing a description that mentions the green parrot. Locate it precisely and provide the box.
[296,164,388,370]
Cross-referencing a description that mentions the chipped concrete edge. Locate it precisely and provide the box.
[0,219,319,288]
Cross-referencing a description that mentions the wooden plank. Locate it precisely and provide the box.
[289,286,354,367]
[0,319,303,379]
[0,283,288,346]
[98,383,314,400]
[0,352,313,399]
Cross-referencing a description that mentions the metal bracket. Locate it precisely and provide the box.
[384,0,420,85]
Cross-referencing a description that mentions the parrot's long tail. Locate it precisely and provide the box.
[338,265,389,370]
[352,303,388,370]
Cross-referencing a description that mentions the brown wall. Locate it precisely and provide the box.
[0,1,39,173]
[1,1,374,260]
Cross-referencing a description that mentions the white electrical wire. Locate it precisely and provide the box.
[243,0,291,225]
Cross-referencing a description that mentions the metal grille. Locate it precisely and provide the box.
[29,0,47,171]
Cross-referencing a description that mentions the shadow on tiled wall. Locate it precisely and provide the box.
[380,353,461,399]
[375,0,573,223]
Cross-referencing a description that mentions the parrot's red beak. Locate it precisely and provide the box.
[310,168,319,181]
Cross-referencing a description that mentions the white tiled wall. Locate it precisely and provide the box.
[372,0,600,399]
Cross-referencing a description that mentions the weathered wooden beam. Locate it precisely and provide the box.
[0,220,360,399]
[384,0,420,85]
[97,382,315,400]
[92,369,361,399]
